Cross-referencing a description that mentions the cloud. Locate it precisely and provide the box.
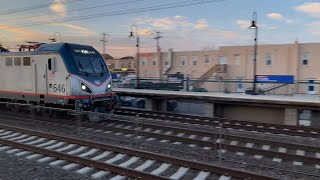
[208,29,238,39]
[236,19,278,30]
[307,21,320,35]
[267,13,284,20]
[50,0,66,17]
[259,24,278,30]
[138,16,211,31]
[194,19,209,30]
[51,23,96,36]
[138,15,213,32]
[138,15,192,30]
[267,12,293,23]
[0,24,49,46]
[138,28,153,36]
[295,2,320,17]
[236,20,251,29]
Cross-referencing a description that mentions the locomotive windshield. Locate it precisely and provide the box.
[75,56,107,74]
[69,45,108,75]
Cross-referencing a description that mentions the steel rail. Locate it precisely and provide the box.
[115,108,320,138]
[0,114,320,177]
[1,109,319,166]
[103,117,320,153]
[0,138,167,180]
[0,123,277,180]
[93,119,320,165]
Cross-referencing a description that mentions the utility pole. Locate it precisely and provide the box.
[100,33,109,54]
[154,31,163,81]
[129,25,140,88]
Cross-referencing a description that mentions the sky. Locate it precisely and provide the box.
[1,0,320,57]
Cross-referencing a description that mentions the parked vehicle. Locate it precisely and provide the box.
[120,75,136,88]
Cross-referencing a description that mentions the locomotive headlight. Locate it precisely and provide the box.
[106,83,111,93]
[81,83,92,93]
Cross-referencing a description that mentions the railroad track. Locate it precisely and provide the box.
[114,107,320,138]
[0,112,320,179]
[0,103,319,178]
[0,123,277,180]
[97,115,320,168]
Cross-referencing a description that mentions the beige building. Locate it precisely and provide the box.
[103,54,136,75]
[138,41,320,95]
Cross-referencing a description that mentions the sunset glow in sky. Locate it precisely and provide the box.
[1,0,320,57]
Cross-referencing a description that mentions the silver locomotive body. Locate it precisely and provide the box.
[0,43,114,112]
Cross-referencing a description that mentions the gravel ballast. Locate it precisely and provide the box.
[0,150,92,180]
[0,112,319,179]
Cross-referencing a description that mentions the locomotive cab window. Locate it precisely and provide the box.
[5,57,13,66]
[72,48,108,75]
[14,57,21,66]
[48,58,56,71]
[48,58,52,70]
[23,57,31,66]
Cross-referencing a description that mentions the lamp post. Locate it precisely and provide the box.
[49,32,61,43]
[54,32,62,42]
[249,12,258,95]
[129,25,140,89]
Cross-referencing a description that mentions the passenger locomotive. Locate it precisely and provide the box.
[0,43,115,112]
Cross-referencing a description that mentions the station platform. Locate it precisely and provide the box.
[114,88,320,127]
[114,88,320,107]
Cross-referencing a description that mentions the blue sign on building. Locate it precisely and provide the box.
[256,75,294,84]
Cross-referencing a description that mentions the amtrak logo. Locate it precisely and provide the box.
[94,80,101,85]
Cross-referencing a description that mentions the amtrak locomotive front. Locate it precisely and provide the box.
[0,43,115,112]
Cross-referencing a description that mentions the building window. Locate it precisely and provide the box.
[265,53,272,65]
[192,56,198,65]
[301,52,310,65]
[308,80,316,94]
[109,63,115,69]
[121,63,125,68]
[236,78,244,92]
[152,56,157,66]
[180,56,186,66]
[141,58,146,67]
[234,54,240,66]
[23,57,31,66]
[218,56,227,64]
[14,57,22,66]
[309,85,315,91]
[204,55,210,64]
[5,57,13,66]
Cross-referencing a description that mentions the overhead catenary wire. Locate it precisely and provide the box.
[0,0,83,16]
[1,0,311,44]
[0,0,226,30]
[0,0,147,22]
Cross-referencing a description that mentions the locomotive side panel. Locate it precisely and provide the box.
[34,55,47,95]
[33,53,70,105]
[0,55,34,102]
